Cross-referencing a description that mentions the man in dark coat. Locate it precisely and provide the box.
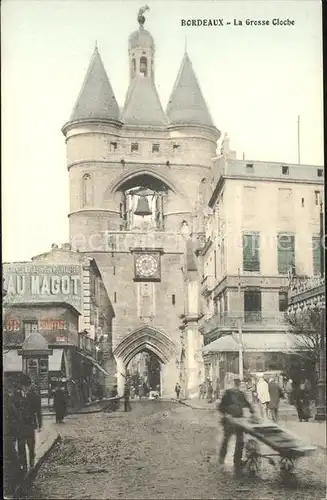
[218,378,256,475]
[4,380,22,496]
[53,385,67,423]
[175,382,181,400]
[123,383,132,412]
[268,377,284,421]
[13,375,42,471]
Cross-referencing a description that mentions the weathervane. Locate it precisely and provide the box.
[138,5,150,27]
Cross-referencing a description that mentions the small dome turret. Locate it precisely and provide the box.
[128,28,154,51]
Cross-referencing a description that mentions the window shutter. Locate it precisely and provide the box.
[278,233,295,274]
[243,233,260,271]
[312,236,321,275]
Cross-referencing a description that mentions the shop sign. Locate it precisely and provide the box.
[4,319,67,332]
[3,263,83,312]
[56,336,67,342]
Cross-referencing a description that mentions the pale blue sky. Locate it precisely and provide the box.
[2,0,323,262]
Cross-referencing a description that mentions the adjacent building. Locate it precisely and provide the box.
[3,244,116,405]
[200,140,324,388]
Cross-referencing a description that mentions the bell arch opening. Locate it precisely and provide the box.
[116,174,171,232]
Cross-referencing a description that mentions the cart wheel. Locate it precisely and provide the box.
[245,439,261,477]
[280,457,295,480]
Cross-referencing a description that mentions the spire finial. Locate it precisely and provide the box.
[184,36,188,54]
[95,40,98,51]
[138,5,150,28]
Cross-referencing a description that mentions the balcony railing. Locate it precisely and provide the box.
[201,275,215,295]
[200,311,287,336]
[289,276,325,298]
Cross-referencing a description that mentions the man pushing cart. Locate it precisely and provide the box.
[218,377,317,481]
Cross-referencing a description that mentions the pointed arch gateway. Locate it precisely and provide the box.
[113,326,178,367]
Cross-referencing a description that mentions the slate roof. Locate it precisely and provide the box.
[166,52,214,127]
[122,76,167,126]
[70,46,121,122]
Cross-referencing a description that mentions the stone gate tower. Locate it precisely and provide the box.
[62,9,220,397]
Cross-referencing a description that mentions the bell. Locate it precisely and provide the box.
[134,196,152,217]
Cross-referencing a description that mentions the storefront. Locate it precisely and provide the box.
[202,332,298,390]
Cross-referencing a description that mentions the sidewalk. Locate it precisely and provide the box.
[7,418,60,499]
[182,398,326,450]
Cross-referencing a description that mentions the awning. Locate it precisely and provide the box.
[49,349,64,371]
[202,332,299,355]
[77,351,110,376]
[4,350,23,372]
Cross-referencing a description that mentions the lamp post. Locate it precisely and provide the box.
[237,268,244,381]
[315,202,325,420]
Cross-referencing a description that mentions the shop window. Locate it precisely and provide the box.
[23,320,38,338]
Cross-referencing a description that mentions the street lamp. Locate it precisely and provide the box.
[315,201,325,420]
[237,268,244,381]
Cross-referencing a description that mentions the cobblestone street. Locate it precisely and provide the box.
[25,401,325,500]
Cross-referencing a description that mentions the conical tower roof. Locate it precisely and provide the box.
[166,52,214,128]
[122,76,167,126]
[70,46,121,123]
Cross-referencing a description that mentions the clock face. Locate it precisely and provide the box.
[135,254,158,278]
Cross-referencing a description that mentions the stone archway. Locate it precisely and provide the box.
[113,325,178,396]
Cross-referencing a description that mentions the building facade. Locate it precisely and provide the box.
[62,11,219,397]
[200,142,324,388]
[3,244,116,403]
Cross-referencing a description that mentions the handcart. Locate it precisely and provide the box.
[225,415,317,480]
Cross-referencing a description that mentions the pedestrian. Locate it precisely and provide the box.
[268,377,284,421]
[175,382,181,400]
[123,383,132,412]
[53,385,67,423]
[294,380,310,422]
[143,381,149,398]
[285,378,293,405]
[207,380,213,403]
[250,377,258,405]
[110,384,119,411]
[199,382,206,399]
[13,375,42,472]
[214,381,220,401]
[256,374,270,418]
[4,380,22,497]
[218,378,257,475]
